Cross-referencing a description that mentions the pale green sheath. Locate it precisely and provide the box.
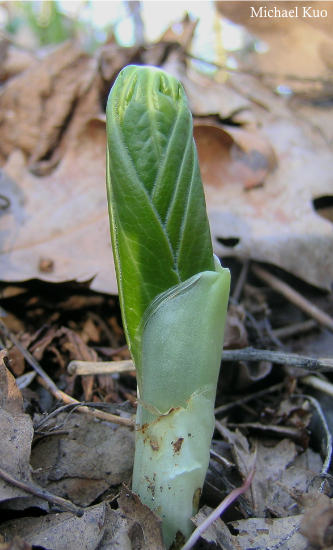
[106,65,230,549]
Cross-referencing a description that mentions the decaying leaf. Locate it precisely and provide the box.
[216,1,333,93]
[117,487,165,550]
[203,76,333,291]
[0,121,117,295]
[192,507,308,550]
[0,353,35,505]
[194,122,276,191]
[0,537,32,550]
[1,39,333,292]
[300,492,333,548]
[31,412,135,507]
[231,515,307,550]
[0,503,106,550]
[0,41,100,171]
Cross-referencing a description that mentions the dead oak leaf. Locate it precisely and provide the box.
[0,41,100,173]
[0,502,106,550]
[216,1,333,93]
[0,355,35,504]
[0,119,117,295]
[300,492,333,548]
[118,487,165,550]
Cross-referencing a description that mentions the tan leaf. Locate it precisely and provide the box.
[118,487,165,550]
[0,41,100,173]
[216,1,333,93]
[194,122,276,190]
[0,502,106,550]
[0,120,117,295]
[0,355,34,503]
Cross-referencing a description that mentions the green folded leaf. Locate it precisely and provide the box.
[106,65,214,361]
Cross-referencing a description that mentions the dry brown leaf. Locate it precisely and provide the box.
[194,122,276,190]
[0,119,117,294]
[164,55,250,119]
[0,355,35,504]
[31,413,135,507]
[216,1,333,93]
[0,502,106,550]
[0,537,32,550]
[1,49,333,293]
[300,492,333,548]
[0,41,100,174]
[204,80,333,291]
[0,45,37,82]
[223,304,249,349]
[118,487,165,550]
[192,507,308,549]
[231,515,307,550]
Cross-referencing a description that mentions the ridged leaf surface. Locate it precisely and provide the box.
[106,65,214,358]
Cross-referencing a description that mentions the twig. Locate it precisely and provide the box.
[181,468,256,550]
[232,260,249,302]
[252,264,333,333]
[210,449,235,469]
[0,467,83,516]
[68,359,135,376]
[37,377,134,427]
[0,317,63,400]
[68,350,333,377]
[223,348,333,371]
[301,375,333,398]
[295,394,332,477]
[186,52,333,85]
[273,319,318,339]
[0,317,134,427]
[214,382,284,415]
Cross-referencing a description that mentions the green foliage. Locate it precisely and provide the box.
[106,65,215,361]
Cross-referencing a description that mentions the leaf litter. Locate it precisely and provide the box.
[0,8,333,550]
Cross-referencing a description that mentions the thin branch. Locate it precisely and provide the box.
[0,318,134,427]
[223,348,333,371]
[214,382,284,415]
[301,375,333,398]
[273,319,318,340]
[181,468,256,550]
[252,264,333,333]
[186,52,332,85]
[210,448,235,469]
[68,359,135,376]
[0,317,63,400]
[37,376,134,427]
[0,467,84,516]
[68,349,333,377]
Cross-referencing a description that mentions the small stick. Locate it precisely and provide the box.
[301,375,333,398]
[0,467,83,516]
[68,349,333,377]
[186,52,332,84]
[252,264,333,333]
[37,377,134,427]
[223,348,333,371]
[210,449,235,469]
[273,319,318,339]
[181,468,256,550]
[0,317,134,427]
[68,359,135,376]
[0,317,63,400]
[232,260,249,303]
[214,382,284,415]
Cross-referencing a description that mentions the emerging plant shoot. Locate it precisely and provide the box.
[106,65,230,549]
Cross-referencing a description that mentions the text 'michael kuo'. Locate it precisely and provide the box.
[250,6,328,18]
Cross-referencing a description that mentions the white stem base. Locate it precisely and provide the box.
[132,392,215,549]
